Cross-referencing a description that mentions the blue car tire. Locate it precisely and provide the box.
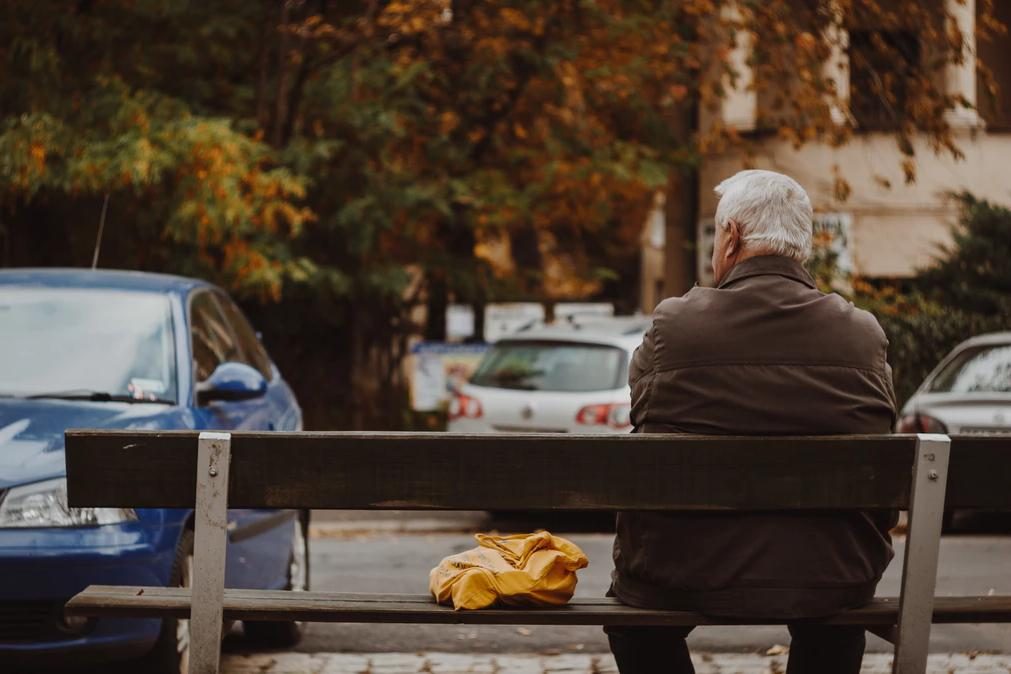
[242,512,309,647]
[135,528,193,674]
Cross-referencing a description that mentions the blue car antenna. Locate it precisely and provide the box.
[91,192,110,270]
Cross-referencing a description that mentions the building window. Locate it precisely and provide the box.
[978,2,1011,130]
[849,30,921,131]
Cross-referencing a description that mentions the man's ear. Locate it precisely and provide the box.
[725,219,742,258]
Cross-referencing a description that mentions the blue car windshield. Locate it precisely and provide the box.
[0,287,177,403]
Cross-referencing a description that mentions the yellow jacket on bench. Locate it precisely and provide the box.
[429,531,589,610]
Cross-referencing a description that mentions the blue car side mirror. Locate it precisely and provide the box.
[196,362,268,406]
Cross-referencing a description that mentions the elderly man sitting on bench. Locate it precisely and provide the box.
[608,169,899,674]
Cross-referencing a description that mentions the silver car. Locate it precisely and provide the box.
[898,331,1011,435]
[447,317,649,435]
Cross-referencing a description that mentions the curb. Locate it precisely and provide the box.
[222,651,1011,673]
[310,518,487,538]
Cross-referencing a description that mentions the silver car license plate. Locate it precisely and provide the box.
[960,427,1011,436]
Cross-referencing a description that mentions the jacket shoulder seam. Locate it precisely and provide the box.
[642,322,660,422]
[653,360,884,375]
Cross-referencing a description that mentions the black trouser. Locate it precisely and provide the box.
[605,624,866,674]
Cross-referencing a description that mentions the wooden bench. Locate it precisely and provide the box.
[62,431,1011,674]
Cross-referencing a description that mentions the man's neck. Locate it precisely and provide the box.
[716,247,776,285]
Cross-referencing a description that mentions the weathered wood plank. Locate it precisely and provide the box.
[66,431,919,510]
[65,587,1011,626]
[945,435,1011,510]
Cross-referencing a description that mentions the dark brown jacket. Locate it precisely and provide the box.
[611,255,898,619]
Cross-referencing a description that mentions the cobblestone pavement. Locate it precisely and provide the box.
[222,652,1011,673]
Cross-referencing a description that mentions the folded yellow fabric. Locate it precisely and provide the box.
[429,531,589,610]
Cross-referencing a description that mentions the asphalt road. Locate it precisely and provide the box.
[225,513,1011,656]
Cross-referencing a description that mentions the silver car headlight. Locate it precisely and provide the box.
[0,477,137,528]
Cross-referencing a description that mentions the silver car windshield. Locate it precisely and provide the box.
[929,344,1011,394]
[470,340,626,392]
[0,287,177,402]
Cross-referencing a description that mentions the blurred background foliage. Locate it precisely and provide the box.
[0,0,1003,426]
[810,195,1011,405]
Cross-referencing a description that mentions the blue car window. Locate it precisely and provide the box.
[214,293,274,381]
[190,291,241,383]
[0,287,177,402]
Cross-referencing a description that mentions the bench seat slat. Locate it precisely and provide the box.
[65,586,1011,627]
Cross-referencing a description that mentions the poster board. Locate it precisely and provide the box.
[409,342,490,411]
[484,303,545,342]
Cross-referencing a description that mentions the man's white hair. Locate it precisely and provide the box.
[714,169,813,261]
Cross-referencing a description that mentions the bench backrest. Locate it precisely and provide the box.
[63,430,1006,511]
[62,430,1011,674]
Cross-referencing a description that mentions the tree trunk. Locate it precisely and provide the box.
[254,2,273,131]
[424,271,448,341]
[663,101,700,298]
[426,203,479,340]
[663,167,698,297]
[508,223,542,294]
[271,0,292,147]
[472,292,486,342]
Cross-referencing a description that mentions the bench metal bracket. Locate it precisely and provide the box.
[868,624,897,644]
[190,431,232,674]
[892,433,950,674]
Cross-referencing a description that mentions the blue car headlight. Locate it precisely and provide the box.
[0,477,138,528]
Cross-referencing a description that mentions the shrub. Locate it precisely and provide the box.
[916,193,1011,315]
[857,289,1009,405]
[850,194,1011,406]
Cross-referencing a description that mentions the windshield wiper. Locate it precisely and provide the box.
[25,390,174,405]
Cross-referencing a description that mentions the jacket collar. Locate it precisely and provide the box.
[716,255,818,290]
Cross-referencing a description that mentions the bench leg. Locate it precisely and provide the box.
[190,432,232,674]
[892,434,950,674]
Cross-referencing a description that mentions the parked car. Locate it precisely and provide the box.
[898,332,1011,530]
[898,332,1011,435]
[448,317,649,434]
[0,269,307,673]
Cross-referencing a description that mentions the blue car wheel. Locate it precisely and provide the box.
[242,512,309,647]
[134,529,193,674]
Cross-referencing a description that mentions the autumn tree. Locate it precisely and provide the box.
[0,0,1000,427]
[0,1,314,298]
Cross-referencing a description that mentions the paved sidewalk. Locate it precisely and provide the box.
[309,511,489,538]
[222,652,1011,673]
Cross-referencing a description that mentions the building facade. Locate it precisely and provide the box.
[641,0,1011,310]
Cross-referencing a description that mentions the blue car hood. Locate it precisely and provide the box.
[0,398,190,490]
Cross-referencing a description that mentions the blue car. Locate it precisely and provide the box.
[0,269,307,672]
